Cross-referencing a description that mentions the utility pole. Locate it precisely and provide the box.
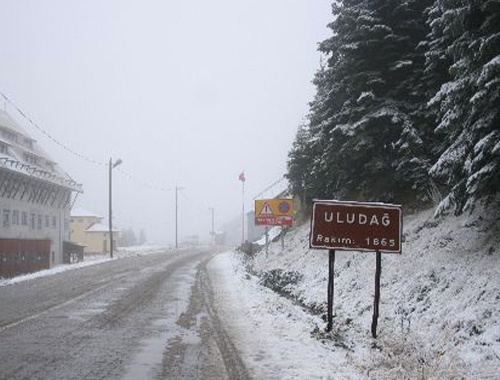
[239,171,245,244]
[175,186,183,249]
[242,180,245,244]
[209,207,215,245]
[109,157,122,258]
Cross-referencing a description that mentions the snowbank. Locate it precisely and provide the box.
[208,252,359,380]
[211,206,500,379]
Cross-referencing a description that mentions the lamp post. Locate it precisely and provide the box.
[175,186,184,249]
[109,157,122,258]
[209,207,215,245]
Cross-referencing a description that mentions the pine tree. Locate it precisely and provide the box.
[120,228,137,247]
[138,229,146,245]
[287,0,433,207]
[427,0,500,213]
[287,124,314,204]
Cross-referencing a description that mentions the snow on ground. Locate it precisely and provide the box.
[209,251,358,380]
[0,245,169,287]
[253,226,282,246]
[209,206,500,380]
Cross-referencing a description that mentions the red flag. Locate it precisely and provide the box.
[238,171,245,182]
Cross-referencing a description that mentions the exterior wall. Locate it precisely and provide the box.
[0,239,51,277]
[69,216,119,255]
[85,231,117,254]
[69,216,101,246]
[0,189,70,267]
[0,111,79,272]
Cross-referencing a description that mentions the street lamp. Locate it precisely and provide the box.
[109,157,122,258]
[209,208,215,246]
[175,186,184,249]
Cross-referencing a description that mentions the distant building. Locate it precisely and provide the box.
[70,207,103,245]
[0,110,82,278]
[70,207,120,254]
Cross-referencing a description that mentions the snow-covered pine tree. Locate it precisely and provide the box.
[287,123,314,204]
[427,0,500,213]
[120,228,137,247]
[138,229,146,245]
[287,46,347,203]
[313,0,433,205]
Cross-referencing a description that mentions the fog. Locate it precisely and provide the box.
[0,0,331,244]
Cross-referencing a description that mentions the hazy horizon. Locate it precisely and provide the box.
[0,0,332,244]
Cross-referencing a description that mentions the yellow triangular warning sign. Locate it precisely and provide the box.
[260,202,273,216]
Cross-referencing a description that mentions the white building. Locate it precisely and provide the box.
[0,110,82,277]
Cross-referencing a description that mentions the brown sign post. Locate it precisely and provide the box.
[310,200,402,337]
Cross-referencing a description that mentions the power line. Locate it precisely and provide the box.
[1,91,177,193]
[116,167,173,192]
[252,176,287,200]
[1,91,106,167]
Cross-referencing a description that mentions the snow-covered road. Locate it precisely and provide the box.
[0,249,250,380]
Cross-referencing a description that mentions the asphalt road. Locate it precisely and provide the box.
[0,249,251,380]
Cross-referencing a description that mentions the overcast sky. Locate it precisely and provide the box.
[0,0,332,244]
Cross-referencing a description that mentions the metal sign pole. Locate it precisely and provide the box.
[310,200,402,338]
[281,227,285,251]
[371,250,382,338]
[327,249,335,332]
[265,226,269,258]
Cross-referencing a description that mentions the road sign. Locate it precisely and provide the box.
[309,199,403,338]
[310,200,402,253]
[254,199,294,227]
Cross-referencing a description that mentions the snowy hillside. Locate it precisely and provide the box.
[221,206,500,379]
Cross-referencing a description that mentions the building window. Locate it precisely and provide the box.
[52,215,57,228]
[45,215,50,228]
[37,214,42,230]
[12,210,19,225]
[21,211,28,226]
[24,138,34,150]
[0,143,8,154]
[2,209,10,227]
[31,214,36,229]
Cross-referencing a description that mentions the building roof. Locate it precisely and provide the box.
[71,207,103,219]
[86,223,120,233]
[0,110,82,192]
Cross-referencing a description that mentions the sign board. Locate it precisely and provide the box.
[310,200,402,253]
[255,199,294,227]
